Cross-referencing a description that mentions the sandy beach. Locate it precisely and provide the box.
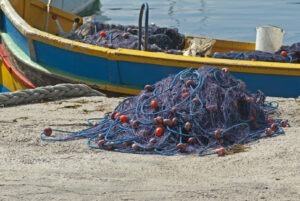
[0,96,299,201]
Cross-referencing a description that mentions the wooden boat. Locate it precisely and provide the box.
[0,43,35,92]
[0,0,299,97]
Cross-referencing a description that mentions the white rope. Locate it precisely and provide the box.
[0,83,105,106]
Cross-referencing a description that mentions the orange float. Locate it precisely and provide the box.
[44,128,52,137]
[155,127,164,137]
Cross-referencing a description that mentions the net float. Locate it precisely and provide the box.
[221,67,229,73]
[192,98,200,104]
[176,143,187,152]
[130,120,139,128]
[270,123,279,132]
[187,137,197,144]
[163,119,172,127]
[131,143,139,150]
[105,142,115,150]
[216,147,226,157]
[140,94,149,100]
[185,80,196,88]
[113,112,122,119]
[181,92,190,99]
[144,84,154,92]
[214,129,222,139]
[281,51,287,57]
[184,122,191,131]
[239,80,246,89]
[97,139,106,148]
[122,32,129,39]
[171,117,178,126]
[169,107,178,115]
[267,117,275,123]
[120,142,129,149]
[156,116,163,124]
[150,100,158,109]
[155,127,164,137]
[246,96,254,103]
[146,143,154,150]
[280,120,288,127]
[120,115,129,123]
[265,128,273,136]
[98,133,105,140]
[100,31,106,37]
[110,112,116,119]
[91,121,99,126]
[149,137,157,144]
[44,127,52,137]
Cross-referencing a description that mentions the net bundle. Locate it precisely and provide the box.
[213,42,300,63]
[69,22,185,52]
[41,66,286,156]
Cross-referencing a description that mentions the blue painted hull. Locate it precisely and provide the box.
[231,72,299,98]
[0,85,10,92]
[1,8,299,97]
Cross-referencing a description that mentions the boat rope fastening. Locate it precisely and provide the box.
[0,83,105,107]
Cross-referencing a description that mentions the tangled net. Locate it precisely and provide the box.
[41,66,287,156]
[213,42,300,63]
[69,22,185,52]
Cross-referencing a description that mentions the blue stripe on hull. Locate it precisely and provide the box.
[0,84,10,93]
[118,61,183,86]
[34,40,184,87]
[34,41,119,84]
[2,15,30,56]
[232,72,300,98]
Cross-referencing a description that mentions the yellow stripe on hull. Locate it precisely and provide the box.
[0,60,27,91]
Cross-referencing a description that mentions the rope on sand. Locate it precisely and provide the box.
[0,83,105,106]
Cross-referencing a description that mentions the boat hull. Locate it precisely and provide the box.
[0,43,35,92]
[0,0,299,97]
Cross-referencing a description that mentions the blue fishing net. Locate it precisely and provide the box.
[69,22,185,52]
[41,66,286,156]
[213,42,300,63]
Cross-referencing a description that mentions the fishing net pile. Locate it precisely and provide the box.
[213,42,300,63]
[69,22,185,52]
[41,66,287,156]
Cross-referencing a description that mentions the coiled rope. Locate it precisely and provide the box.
[0,83,105,106]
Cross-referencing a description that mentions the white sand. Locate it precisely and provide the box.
[0,96,299,201]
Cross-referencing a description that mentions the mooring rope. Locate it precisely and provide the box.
[0,83,105,106]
